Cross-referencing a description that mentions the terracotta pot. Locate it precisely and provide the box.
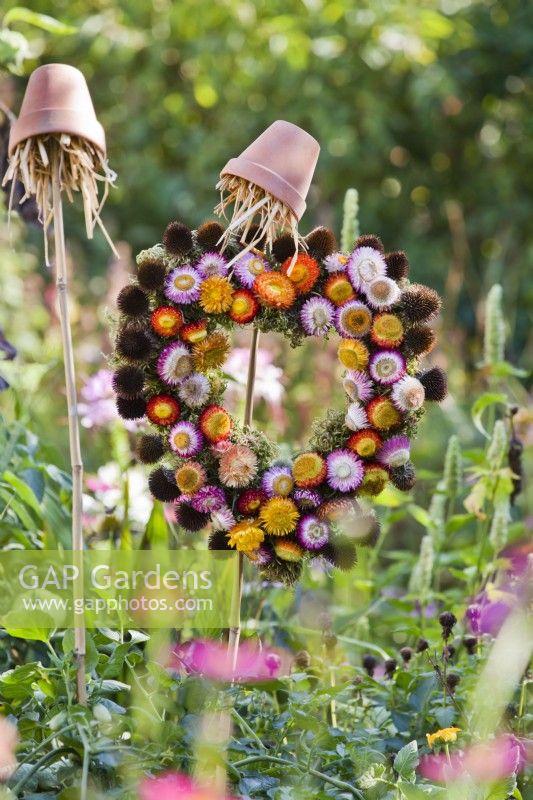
[221,120,320,220]
[9,63,106,155]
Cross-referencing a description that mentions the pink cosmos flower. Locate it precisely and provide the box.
[169,639,290,683]
[139,771,238,800]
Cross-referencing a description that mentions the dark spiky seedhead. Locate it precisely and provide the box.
[385,251,409,281]
[293,650,312,669]
[208,529,231,550]
[362,653,378,676]
[116,285,149,317]
[137,259,167,291]
[115,327,152,361]
[401,284,441,323]
[384,658,397,678]
[355,234,384,253]
[446,672,460,691]
[404,324,436,356]
[271,233,296,263]
[323,535,357,571]
[416,638,429,653]
[259,558,303,586]
[419,367,448,402]
[400,646,413,664]
[112,365,144,398]
[163,221,193,256]
[196,220,225,252]
[305,226,337,260]
[390,462,416,491]
[463,636,477,655]
[137,434,164,464]
[176,503,209,532]
[148,467,181,502]
[116,396,146,420]
[439,611,457,638]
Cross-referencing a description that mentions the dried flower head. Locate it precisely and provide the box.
[163,221,193,256]
[385,250,409,281]
[117,285,149,317]
[148,467,180,502]
[112,365,144,398]
[305,226,337,259]
[196,220,225,252]
[116,396,146,420]
[137,434,164,464]
[116,327,152,361]
[138,259,167,291]
[401,284,441,323]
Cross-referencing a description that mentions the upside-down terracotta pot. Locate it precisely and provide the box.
[9,63,106,155]
[220,120,320,220]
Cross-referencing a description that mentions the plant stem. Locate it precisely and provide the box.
[231,755,364,798]
[52,152,86,706]
[12,746,80,794]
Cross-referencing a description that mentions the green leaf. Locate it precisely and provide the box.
[3,8,77,35]
[486,776,517,800]
[471,393,507,438]
[144,501,169,546]
[2,625,49,643]
[394,740,419,778]
[2,470,43,518]
[408,504,432,528]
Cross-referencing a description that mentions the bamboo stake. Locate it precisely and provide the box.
[227,325,260,670]
[52,150,87,705]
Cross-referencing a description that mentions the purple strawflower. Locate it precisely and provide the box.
[157,342,193,385]
[168,421,203,458]
[326,449,364,492]
[191,486,226,513]
[324,252,349,273]
[293,488,322,509]
[300,297,335,336]
[164,265,201,304]
[234,252,269,288]
[254,543,274,565]
[343,370,374,403]
[195,252,228,277]
[347,246,387,291]
[262,465,294,497]
[369,350,405,385]
[378,435,411,468]
[296,514,330,550]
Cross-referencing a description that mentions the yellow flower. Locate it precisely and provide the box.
[338,339,369,370]
[227,520,264,553]
[199,276,234,314]
[426,727,462,749]
[193,332,230,372]
[274,539,304,562]
[259,497,299,536]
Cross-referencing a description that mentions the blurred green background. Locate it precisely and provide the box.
[0,0,531,477]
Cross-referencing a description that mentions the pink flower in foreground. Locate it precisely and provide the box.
[419,735,526,783]
[170,639,290,683]
[0,716,18,781]
[139,771,238,800]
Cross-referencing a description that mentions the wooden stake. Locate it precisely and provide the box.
[227,325,260,669]
[52,152,87,705]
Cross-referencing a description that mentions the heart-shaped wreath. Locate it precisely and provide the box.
[111,218,447,585]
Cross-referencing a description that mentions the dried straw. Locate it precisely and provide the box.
[215,173,304,271]
[3,132,117,264]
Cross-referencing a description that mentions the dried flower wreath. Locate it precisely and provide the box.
[111,220,447,585]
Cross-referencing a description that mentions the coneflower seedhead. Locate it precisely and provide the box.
[444,644,456,660]
[446,672,460,692]
[400,647,413,664]
[416,638,429,653]
[137,258,167,291]
[272,233,296,263]
[137,434,164,464]
[163,221,193,256]
[403,324,436,356]
[112,365,144,398]
[355,233,384,253]
[323,535,357,571]
[176,503,210,532]
[419,367,447,401]
[401,284,441,322]
[148,467,181,502]
[196,220,225,252]
[463,636,477,655]
[384,658,397,679]
[305,226,337,259]
[116,285,149,317]
[362,653,378,676]
[116,396,146,420]
[385,250,409,281]
[390,462,416,491]
[208,529,232,550]
[259,557,303,586]
[115,328,152,361]
[439,611,457,639]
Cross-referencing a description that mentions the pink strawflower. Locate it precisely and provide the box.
[196,252,228,277]
[300,297,335,336]
[347,246,387,290]
[296,514,330,550]
[293,488,322,509]
[190,486,226,513]
[378,435,411,467]
[369,350,405,385]
[165,265,201,304]
[343,370,374,403]
[326,449,364,492]
[234,252,269,288]
[139,770,237,800]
